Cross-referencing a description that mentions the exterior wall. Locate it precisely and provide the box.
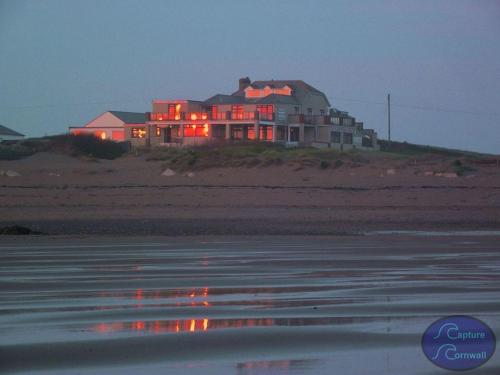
[125,124,150,148]
[299,93,329,115]
[70,127,124,141]
[303,126,315,144]
[69,112,127,141]
[0,134,24,142]
[315,126,330,143]
[152,101,204,115]
[83,112,124,128]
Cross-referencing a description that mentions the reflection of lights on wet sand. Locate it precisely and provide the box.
[92,318,279,334]
[92,288,332,335]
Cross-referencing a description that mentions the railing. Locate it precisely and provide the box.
[186,112,209,121]
[231,112,256,121]
[211,112,230,121]
[149,111,276,122]
[288,114,331,125]
[257,112,274,121]
[149,112,185,121]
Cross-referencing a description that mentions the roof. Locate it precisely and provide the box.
[203,93,299,106]
[0,124,24,137]
[203,94,246,105]
[109,111,146,124]
[254,94,299,105]
[231,79,330,106]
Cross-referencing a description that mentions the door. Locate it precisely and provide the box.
[164,127,172,143]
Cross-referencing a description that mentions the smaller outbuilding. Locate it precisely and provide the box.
[69,111,146,142]
[0,124,25,143]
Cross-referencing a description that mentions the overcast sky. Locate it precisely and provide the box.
[0,0,499,153]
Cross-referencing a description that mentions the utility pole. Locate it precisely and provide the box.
[387,93,391,144]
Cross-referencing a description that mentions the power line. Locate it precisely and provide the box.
[331,96,500,117]
[1,94,499,118]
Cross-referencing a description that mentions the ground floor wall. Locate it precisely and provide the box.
[70,127,124,141]
[124,122,378,150]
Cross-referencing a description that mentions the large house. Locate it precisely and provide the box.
[69,111,146,141]
[71,78,378,150]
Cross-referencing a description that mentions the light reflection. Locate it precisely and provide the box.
[91,316,369,335]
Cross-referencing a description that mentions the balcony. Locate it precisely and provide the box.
[288,114,331,125]
[257,112,275,121]
[231,112,256,121]
[149,111,275,122]
[149,112,184,121]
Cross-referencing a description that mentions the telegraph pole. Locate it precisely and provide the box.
[387,93,391,145]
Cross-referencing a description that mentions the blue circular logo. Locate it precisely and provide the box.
[422,315,496,371]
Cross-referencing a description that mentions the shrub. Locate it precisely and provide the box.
[68,134,126,159]
[333,159,344,168]
[0,144,35,160]
[319,160,330,169]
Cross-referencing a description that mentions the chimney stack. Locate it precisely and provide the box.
[239,77,251,91]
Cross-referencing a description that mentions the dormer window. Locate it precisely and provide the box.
[244,84,292,98]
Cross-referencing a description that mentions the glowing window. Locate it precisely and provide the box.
[131,127,146,138]
[183,124,209,137]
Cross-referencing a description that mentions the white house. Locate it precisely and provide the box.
[69,111,146,142]
[0,124,25,143]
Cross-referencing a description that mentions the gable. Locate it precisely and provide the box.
[83,112,126,128]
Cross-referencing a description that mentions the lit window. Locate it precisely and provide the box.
[131,127,146,138]
[155,126,161,137]
[183,124,209,137]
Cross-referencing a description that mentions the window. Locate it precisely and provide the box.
[332,131,341,143]
[232,105,244,120]
[307,108,312,115]
[290,127,299,142]
[247,127,255,140]
[183,124,208,137]
[212,124,225,138]
[343,132,353,144]
[112,131,124,141]
[320,109,325,116]
[257,104,273,121]
[168,103,182,120]
[231,125,243,140]
[294,106,299,114]
[131,127,146,138]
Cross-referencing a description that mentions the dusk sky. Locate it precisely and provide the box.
[1,0,499,153]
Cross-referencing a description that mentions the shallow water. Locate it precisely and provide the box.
[0,236,499,374]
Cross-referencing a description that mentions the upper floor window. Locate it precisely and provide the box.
[257,104,273,120]
[294,106,299,114]
[307,108,313,116]
[232,105,244,120]
[320,109,325,116]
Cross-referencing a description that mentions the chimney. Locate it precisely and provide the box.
[239,77,251,91]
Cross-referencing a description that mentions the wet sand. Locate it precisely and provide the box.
[1,235,499,374]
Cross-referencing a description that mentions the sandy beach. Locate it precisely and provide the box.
[1,152,499,234]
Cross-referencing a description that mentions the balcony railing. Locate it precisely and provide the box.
[257,112,274,121]
[149,112,184,121]
[288,114,331,125]
[231,112,256,121]
[149,111,276,122]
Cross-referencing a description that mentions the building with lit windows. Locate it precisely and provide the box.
[69,111,146,141]
[70,78,378,150]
